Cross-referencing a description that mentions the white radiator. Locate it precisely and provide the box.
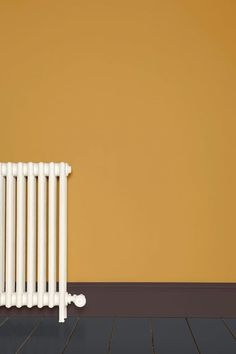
[0,162,86,322]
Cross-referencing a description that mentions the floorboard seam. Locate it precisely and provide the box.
[15,319,41,354]
[222,319,236,340]
[186,318,201,354]
[150,318,156,354]
[0,317,9,328]
[107,317,116,354]
[61,317,80,354]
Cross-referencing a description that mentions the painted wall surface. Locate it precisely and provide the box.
[0,1,235,282]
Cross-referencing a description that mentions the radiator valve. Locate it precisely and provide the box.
[67,293,86,308]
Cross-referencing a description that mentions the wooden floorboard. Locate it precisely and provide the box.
[64,317,113,354]
[0,317,39,354]
[224,319,236,339]
[0,316,236,353]
[0,317,7,327]
[110,318,153,354]
[152,318,199,354]
[19,316,77,354]
[188,318,236,354]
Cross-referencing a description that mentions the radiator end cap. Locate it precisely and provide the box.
[68,293,86,308]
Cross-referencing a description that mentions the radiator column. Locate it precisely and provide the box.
[6,163,16,308]
[38,162,46,307]
[16,163,26,307]
[0,163,5,294]
[27,162,36,307]
[48,162,57,308]
[59,162,67,323]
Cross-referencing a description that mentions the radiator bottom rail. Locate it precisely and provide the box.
[0,292,86,308]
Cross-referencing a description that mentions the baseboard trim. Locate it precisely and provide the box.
[1,282,236,317]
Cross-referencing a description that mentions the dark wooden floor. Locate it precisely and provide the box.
[0,316,236,354]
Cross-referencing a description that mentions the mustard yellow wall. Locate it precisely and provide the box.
[0,0,235,282]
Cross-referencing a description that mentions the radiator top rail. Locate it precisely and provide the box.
[0,162,72,176]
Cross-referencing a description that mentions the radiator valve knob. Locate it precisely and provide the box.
[68,294,86,308]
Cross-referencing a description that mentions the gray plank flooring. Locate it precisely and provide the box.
[0,317,39,354]
[64,318,113,354]
[110,318,153,354]
[0,316,235,353]
[224,319,236,339]
[19,317,77,354]
[153,318,199,353]
[0,317,7,326]
[188,318,236,354]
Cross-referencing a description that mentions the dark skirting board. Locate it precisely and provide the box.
[1,283,236,317]
[71,282,236,317]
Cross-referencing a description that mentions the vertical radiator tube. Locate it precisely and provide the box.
[48,162,56,308]
[16,163,26,307]
[59,162,67,322]
[38,163,46,308]
[0,163,5,294]
[6,163,15,308]
[27,162,36,307]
